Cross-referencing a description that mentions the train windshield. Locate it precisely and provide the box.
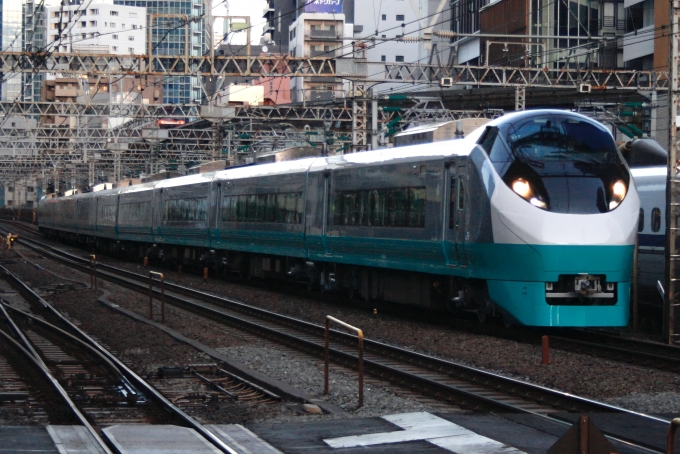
[507,117,619,166]
[480,113,630,214]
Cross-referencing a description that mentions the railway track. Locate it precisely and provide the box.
[11,221,680,374]
[0,261,240,454]
[4,227,675,452]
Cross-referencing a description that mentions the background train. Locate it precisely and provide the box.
[622,139,667,302]
[37,110,639,327]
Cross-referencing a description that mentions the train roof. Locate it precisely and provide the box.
[40,109,605,202]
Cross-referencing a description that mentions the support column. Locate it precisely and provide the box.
[351,82,367,152]
[666,0,680,343]
[371,96,379,150]
[515,87,526,111]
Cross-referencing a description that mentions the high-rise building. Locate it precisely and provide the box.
[24,0,47,101]
[114,0,205,104]
[263,0,296,50]
[0,0,26,100]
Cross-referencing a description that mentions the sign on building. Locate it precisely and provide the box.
[304,0,343,14]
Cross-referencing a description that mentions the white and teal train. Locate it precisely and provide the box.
[38,109,639,327]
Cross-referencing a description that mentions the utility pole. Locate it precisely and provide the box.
[665,0,680,343]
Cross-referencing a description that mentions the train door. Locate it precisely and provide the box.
[444,162,468,267]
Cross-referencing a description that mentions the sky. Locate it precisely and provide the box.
[214,0,267,46]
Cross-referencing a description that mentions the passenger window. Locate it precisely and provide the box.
[457,176,465,210]
[333,187,425,228]
[638,209,644,232]
[652,208,661,232]
[221,192,303,224]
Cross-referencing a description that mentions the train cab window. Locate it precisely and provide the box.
[652,208,661,232]
[638,209,644,232]
[478,126,513,175]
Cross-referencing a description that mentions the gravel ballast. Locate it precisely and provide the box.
[5,229,680,417]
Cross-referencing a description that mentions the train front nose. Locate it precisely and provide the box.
[479,111,639,326]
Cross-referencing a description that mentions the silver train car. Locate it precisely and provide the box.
[621,139,667,297]
[38,110,639,327]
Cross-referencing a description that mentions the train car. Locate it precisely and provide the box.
[621,139,667,294]
[117,182,157,245]
[38,110,639,327]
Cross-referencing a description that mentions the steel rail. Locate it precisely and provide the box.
[0,263,239,454]
[0,308,112,454]
[6,232,674,452]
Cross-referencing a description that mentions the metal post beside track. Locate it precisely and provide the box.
[149,271,165,322]
[632,241,639,332]
[324,316,364,407]
[668,418,680,453]
[89,254,97,291]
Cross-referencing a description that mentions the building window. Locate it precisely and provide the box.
[89,9,98,15]
[7,201,13,206]
[112,46,118,51]
[81,34,86,39]
[381,55,386,61]
[27,187,34,193]
[129,12,137,18]
[129,47,134,53]
[110,10,118,16]
[79,21,85,27]
[113,34,118,39]
[396,14,405,21]
[110,22,116,27]
[381,34,386,38]
[395,55,404,62]
[382,14,386,20]
[132,24,138,29]
[7,187,13,192]
[128,36,134,41]
[89,21,97,26]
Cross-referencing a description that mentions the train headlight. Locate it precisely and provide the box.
[511,178,548,210]
[608,179,627,210]
[512,179,531,198]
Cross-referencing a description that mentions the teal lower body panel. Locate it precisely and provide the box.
[156,227,209,248]
[212,229,306,258]
[464,243,634,282]
[118,226,154,243]
[487,280,630,327]
[309,235,451,275]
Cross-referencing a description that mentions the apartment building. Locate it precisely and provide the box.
[4,177,39,207]
[289,2,349,103]
[46,0,146,54]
